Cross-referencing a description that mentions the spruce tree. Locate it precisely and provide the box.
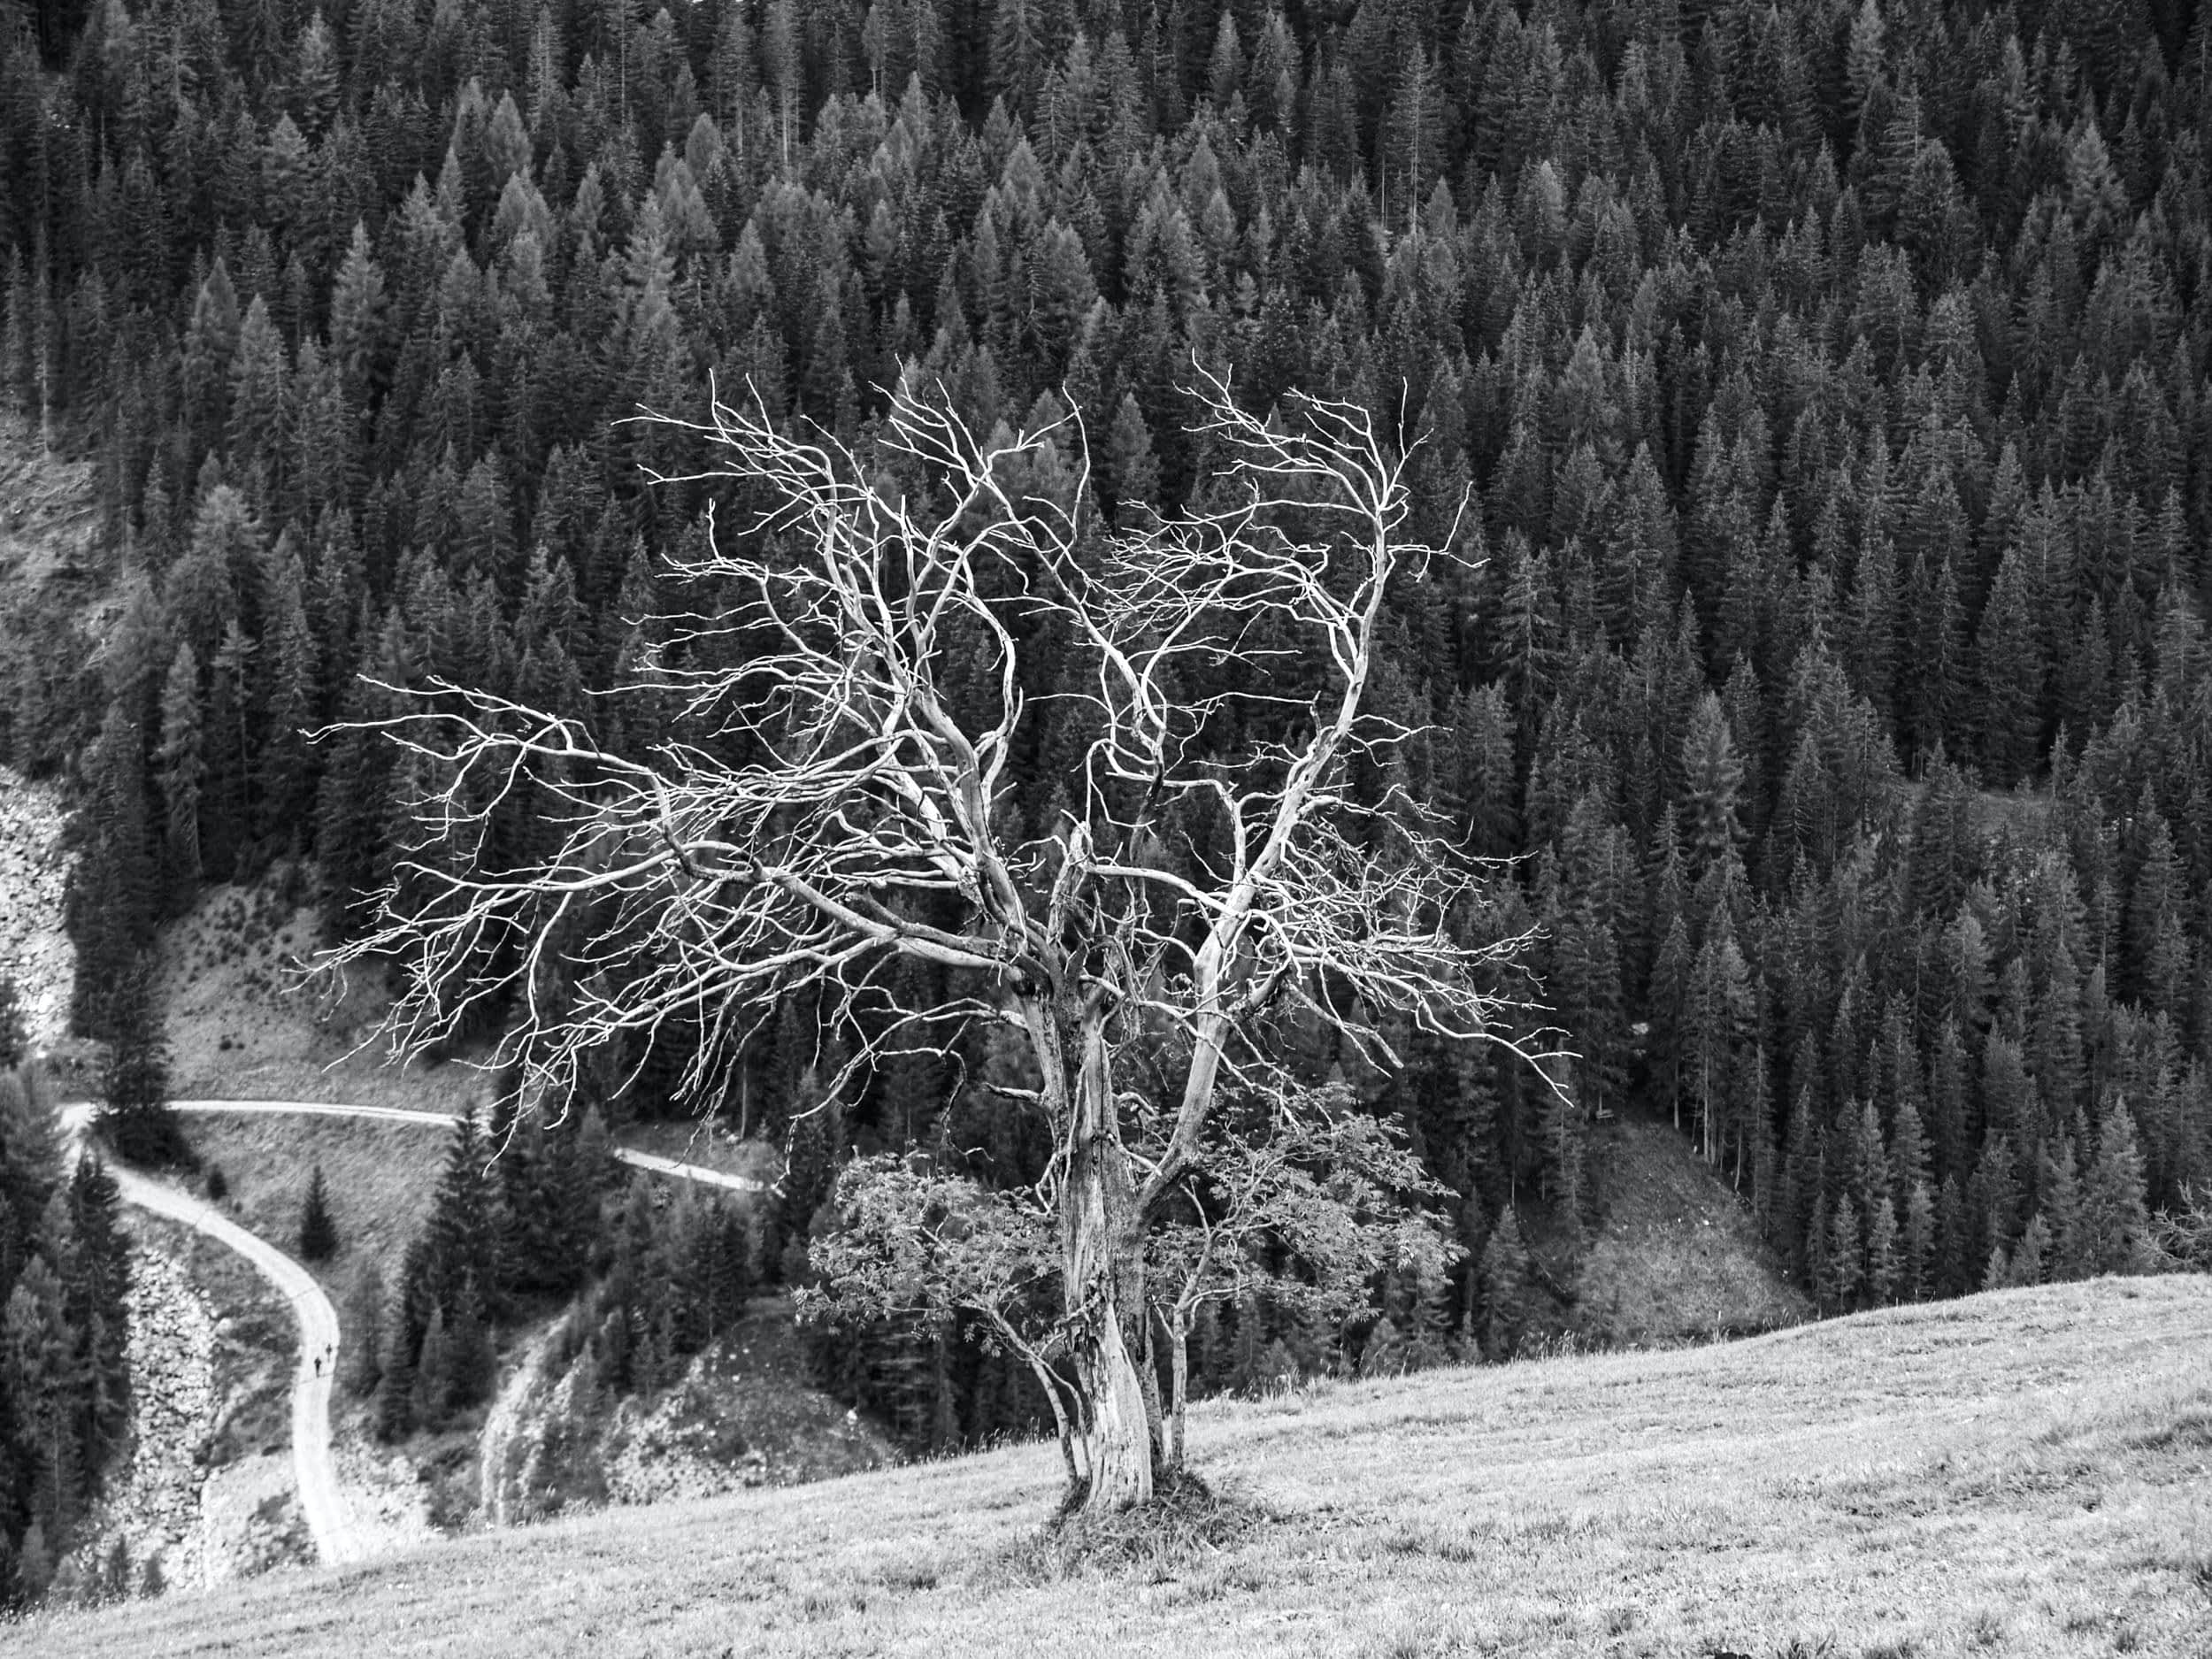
[1901,1179,1936,1302]
[1479,1206,1529,1361]
[445,1275,495,1410]
[342,1264,385,1400]
[154,644,205,896]
[2083,1097,2152,1274]
[298,1165,339,1263]
[61,1154,133,1469]
[1819,1194,1863,1313]
[97,965,188,1170]
[411,1304,452,1428]
[1865,1194,1901,1305]
[374,1288,418,1440]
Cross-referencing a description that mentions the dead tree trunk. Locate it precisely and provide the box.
[1059,1014,1159,1511]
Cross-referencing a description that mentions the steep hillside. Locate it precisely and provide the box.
[153,878,489,1116]
[15,1275,2210,1659]
[0,419,94,1044]
[1568,1115,1813,1347]
[481,1297,895,1527]
[180,1104,449,1294]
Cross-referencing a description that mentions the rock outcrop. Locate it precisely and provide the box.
[196,1454,312,1585]
[484,1304,895,1526]
[0,761,73,1044]
[63,1247,218,1594]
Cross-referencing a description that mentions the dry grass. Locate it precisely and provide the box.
[150,878,499,1118]
[13,1275,2210,1658]
[181,1110,452,1294]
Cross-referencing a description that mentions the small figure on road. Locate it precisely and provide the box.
[313,1355,322,1377]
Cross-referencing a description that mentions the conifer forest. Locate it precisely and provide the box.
[4,0,2212,1574]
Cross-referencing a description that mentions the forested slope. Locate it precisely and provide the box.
[2,0,2210,1583]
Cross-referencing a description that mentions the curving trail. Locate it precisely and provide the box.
[106,1160,367,1566]
[67,1098,765,1571]
[60,1105,367,1568]
[165,1099,768,1194]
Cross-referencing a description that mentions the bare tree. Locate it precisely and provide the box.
[320,365,1548,1512]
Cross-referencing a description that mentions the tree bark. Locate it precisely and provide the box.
[1160,1308,1190,1470]
[1061,1013,1158,1512]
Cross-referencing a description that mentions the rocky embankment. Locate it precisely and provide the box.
[0,761,73,1043]
[483,1305,895,1526]
[63,1248,217,1595]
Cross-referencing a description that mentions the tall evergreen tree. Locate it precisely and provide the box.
[298,1165,339,1262]
[96,965,187,1169]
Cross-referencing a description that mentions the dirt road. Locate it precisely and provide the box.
[164,1098,768,1194]
[62,1097,766,1569]
[60,1105,367,1568]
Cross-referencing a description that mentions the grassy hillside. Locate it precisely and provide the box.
[182,1111,449,1294]
[12,1276,2208,1658]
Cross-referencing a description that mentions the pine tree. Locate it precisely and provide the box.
[446,1274,495,1409]
[1843,0,1886,135]
[411,1303,453,1427]
[1901,1179,1935,1302]
[61,1152,133,1472]
[1680,691,1743,876]
[374,1284,418,1440]
[2008,1211,2051,1286]
[1843,527,1900,722]
[1865,1194,1901,1305]
[1934,1173,1969,1297]
[1479,1206,1528,1360]
[342,1264,385,1399]
[97,964,188,1169]
[419,1114,499,1320]
[3,1255,82,1538]
[72,705,161,1038]
[1383,46,1447,219]
[1973,541,2045,782]
[2083,1096,2152,1274]
[298,1165,339,1262]
[1819,1194,1863,1312]
[226,296,289,491]
[154,645,204,896]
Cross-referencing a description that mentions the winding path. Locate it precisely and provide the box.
[165,1099,768,1194]
[107,1156,366,1566]
[59,1105,367,1568]
[65,1098,767,1570]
